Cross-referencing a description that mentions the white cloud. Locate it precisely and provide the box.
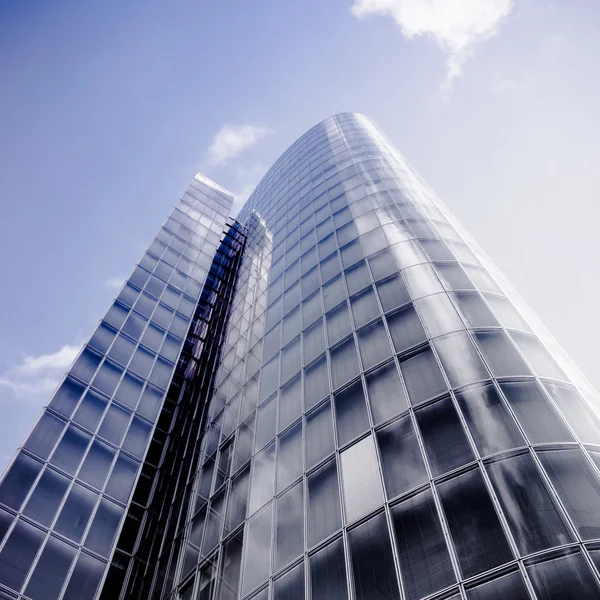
[208,124,270,166]
[104,276,126,291]
[0,344,80,400]
[351,0,514,95]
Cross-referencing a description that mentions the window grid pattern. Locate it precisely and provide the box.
[161,114,600,600]
[0,176,234,600]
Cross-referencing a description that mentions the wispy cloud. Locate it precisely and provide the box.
[104,276,126,291]
[351,0,514,95]
[208,124,271,166]
[0,344,80,400]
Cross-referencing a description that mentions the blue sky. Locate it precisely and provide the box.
[1,0,599,469]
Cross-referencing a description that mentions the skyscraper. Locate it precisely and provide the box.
[2,113,600,600]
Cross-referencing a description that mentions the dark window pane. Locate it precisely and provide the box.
[49,376,85,418]
[487,453,573,555]
[91,360,123,396]
[334,380,370,447]
[218,530,244,598]
[386,305,426,354]
[274,562,304,600]
[0,452,42,510]
[137,384,164,421]
[400,347,447,405]
[50,425,92,475]
[326,304,352,347]
[500,380,574,444]
[62,551,105,600]
[473,331,530,378]
[72,390,108,431]
[351,287,380,328]
[84,498,124,557]
[306,401,335,469]
[377,415,427,499]
[391,488,455,600]
[466,570,530,600]
[24,411,66,459]
[71,348,102,383]
[115,372,144,410]
[340,435,383,522]
[248,443,275,515]
[55,483,98,542]
[98,404,131,446]
[345,261,370,295]
[455,382,525,457]
[537,448,600,540]
[303,319,325,365]
[357,319,392,370]
[23,467,70,527]
[122,416,152,458]
[330,337,360,391]
[416,396,475,476]
[304,356,329,411]
[225,467,249,534]
[366,360,408,425]
[78,440,116,489]
[348,513,401,600]
[438,468,513,578]
[105,453,139,504]
[24,535,76,600]
[241,503,272,596]
[275,482,304,569]
[308,459,341,547]
[527,551,600,600]
[277,421,302,492]
[310,537,348,600]
[376,275,411,312]
[0,519,45,590]
[544,382,600,444]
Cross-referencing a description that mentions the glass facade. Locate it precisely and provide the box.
[2,113,600,599]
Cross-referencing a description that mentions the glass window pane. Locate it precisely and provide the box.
[334,380,370,446]
[487,452,573,555]
[255,395,277,451]
[473,331,531,378]
[376,274,411,313]
[451,292,498,328]
[78,440,115,489]
[277,421,302,492]
[0,452,42,510]
[274,562,304,600]
[377,415,427,499]
[416,395,475,476]
[324,276,345,311]
[330,337,360,391]
[386,305,426,354]
[72,390,108,431]
[0,519,45,591]
[511,332,567,380]
[437,468,513,578]
[463,265,502,293]
[304,319,325,365]
[345,261,370,295]
[259,356,279,402]
[527,552,600,600]
[416,293,464,338]
[305,401,334,469]
[115,372,144,410]
[303,291,323,328]
[107,334,136,366]
[365,360,407,425]
[71,348,102,383]
[485,294,531,332]
[455,383,525,456]
[219,530,244,597]
[51,425,92,475]
[340,435,383,522]
[241,503,273,596]
[307,459,341,547]
[122,415,152,458]
[310,537,348,600]
[434,262,475,291]
[500,380,574,444]
[248,443,275,515]
[351,287,380,328]
[98,404,131,446]
[89,322,117,353]
[348,513,401,600]
[281,338,301,384]
[84,498,124,558]
[466,570,530,600]
[275,482,304,569]
[403,263,443,299]
[368,247,397,281]
[137,384,164,421]
[62,551,105,600]
[278,375,302,432]
[544,381,600,444]
[225,467,249,534]
[304,356,329,411]
[400,347,447,405]
[24,535,76,600]
[24,411,66,459]
[391,488,455,600]
[50,376,85,418]
[326,304,352,347]
[434,332,490,388]
[105,453,139,504]
[55,483,98,542]
[537,448,600,540]
[357,319,393,370]
[23,467,70,527]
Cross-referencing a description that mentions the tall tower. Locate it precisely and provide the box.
[2,114,600,600]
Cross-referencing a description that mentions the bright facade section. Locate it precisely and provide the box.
[2,114,600,600]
